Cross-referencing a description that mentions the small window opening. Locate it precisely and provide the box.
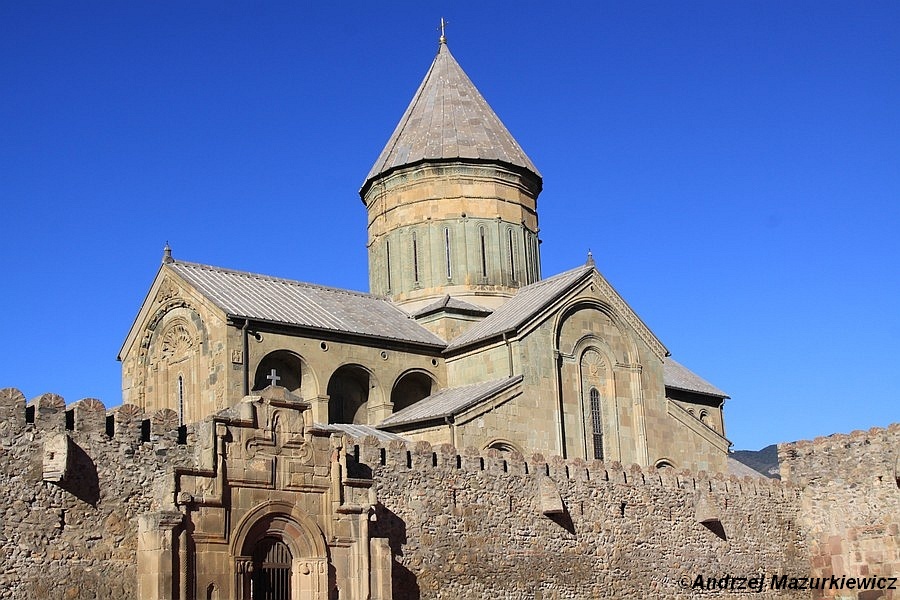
[479,226,487,278]
[385,240,392,292]
[444,227,452,279]
[507,228,516,279]
[590,387,603,460]
[177,375,185,426]
[412,232,419,284]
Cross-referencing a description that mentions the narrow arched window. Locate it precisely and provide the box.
[385,240,392,292]
[507,228,516,279]
[444,227,452,279]
[590,387,603,460]
[479,226,487,278]
[522,229,530,282]
[177,374,185,426]
[412,232,419,284]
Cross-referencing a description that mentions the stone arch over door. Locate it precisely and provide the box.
[390,369,437,413]
[253,350,318,399]
[326,364,383,424]
[231,501,329,600]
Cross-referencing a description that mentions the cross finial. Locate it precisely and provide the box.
[162,241,174,264]
[586,249,595,267]
[438,17,448,45]
[266,368,281,387]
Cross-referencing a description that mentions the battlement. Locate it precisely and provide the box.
[344,436,793,500]
[778,422,900,486]
[0,387,189,445]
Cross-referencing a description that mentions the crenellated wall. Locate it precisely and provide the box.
[349,437,809,599]
[0,388,193,600]
[1,383,896,600]
[779,425,900,599]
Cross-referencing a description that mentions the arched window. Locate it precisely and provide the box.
[444,227,452,279]
[699,410,710,427]
[176,374,184,426]
[391,371,435,413]
[327,365,372,424]
[412,232,419,284]
[522,229,530,282]
[385,240,392,292]
[479,226,487,278]
[507,228,516,279]
[589,387,603,460]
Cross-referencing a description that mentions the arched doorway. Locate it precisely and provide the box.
[252,537,292,600]
[390,370,435,413]
[327,365,372,424]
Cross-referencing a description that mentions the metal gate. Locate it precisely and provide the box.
[253,538,292,600]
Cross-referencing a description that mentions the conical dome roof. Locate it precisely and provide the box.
[362,42,540,193]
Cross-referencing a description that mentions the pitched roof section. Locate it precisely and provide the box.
[446,265,594,351]
[412,294,493,318]
[663,358,729,398]
[168,261,446,348]
[313,423,408,443]
[379,376,523,428]
[363,42,540,190]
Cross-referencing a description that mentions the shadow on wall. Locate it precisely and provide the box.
[58,442,100,507]
[372,504,420,600]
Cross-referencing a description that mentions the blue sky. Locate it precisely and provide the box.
[2,2,897,451]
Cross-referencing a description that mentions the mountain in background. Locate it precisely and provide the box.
[730,444,780,479]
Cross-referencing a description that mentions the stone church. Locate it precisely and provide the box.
[119,35,730,474]
[3,32,898,600]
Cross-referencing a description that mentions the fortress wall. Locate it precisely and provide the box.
[0,388,193,600]
[779,424,900,598]
[351,437,810,600]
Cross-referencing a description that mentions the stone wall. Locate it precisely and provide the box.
[353,438,809,600]
[779,424,900,599]
[0,388,192,600]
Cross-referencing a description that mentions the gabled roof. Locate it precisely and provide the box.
[379,375,523,428]
[446,265,594,351]
[412,294,493,318]
[167,261,446,348]
[362,42,540,193]
[313,423,408,443]
[663,358,729,398]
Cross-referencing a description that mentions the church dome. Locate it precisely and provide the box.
[361,41,541,196]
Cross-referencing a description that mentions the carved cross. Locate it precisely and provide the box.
[267,369,281,386]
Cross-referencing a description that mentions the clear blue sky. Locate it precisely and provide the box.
[2,2,897,451]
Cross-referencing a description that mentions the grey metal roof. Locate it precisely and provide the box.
[664,358,729,398]
[363,42,540,191]
[446,265,593,351]
[168,261,446,347]
[314,423,408,443]
[412,294,493,318]
[379,375,523,428]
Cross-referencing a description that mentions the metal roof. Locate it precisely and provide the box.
[168,261,446,347]
[363,42,540,191]
[412,295,493,318]
[314,423,408,443]
[446,265,593,351]
[663,358,729,398]
[379,375,523,428]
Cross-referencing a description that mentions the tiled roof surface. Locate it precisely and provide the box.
[663,358,729,398]
[363,42,540,189]
[412,295,493,318]
[168,261,445,347]
[446,265,593,351]
[379,376,523,428]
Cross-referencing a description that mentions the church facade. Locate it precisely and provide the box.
[119,37,730,474]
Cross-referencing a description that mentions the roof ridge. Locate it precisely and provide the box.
[171,260,393,303]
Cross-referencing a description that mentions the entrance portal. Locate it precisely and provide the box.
[252,538,292,600]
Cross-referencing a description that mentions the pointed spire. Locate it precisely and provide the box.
[362,38,540,193]
[162,242,174,265]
